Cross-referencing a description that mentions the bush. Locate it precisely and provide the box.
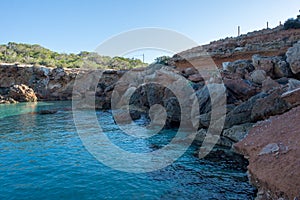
[154,56,170,65]
[284,18,300,30]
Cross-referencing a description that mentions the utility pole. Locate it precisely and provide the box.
[267,21,269,29]
[238,26,240,36]
[142,54,144,63]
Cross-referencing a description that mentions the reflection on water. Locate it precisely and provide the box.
[0,101,256,200]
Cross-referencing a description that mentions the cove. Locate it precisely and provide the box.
[0,101,256,199]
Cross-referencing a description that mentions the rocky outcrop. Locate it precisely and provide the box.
[8,84,37,102]
[235,106,300,200]
[0,64,122,105]
[0,95,17,104]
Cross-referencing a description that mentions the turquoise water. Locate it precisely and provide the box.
[0,102,255,200]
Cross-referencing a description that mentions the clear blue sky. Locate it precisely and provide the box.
[1,0,299,62]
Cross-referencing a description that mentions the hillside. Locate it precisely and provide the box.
[0,42,146,69]
[171,25,300,70]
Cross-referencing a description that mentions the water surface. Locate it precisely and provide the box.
[0,102,255,199]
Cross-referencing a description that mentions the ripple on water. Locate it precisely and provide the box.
[0,102,256,200]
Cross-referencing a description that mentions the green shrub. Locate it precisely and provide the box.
[0,43,147,69]
[284,18,300,30]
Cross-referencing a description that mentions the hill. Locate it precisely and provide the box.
[0,42,146,69]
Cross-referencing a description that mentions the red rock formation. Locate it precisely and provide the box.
[235,106,300,200]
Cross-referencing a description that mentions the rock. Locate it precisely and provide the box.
[225,93,268,128]
[222,123,254,143]
[163,97,181,124]
[8,84,37,102]
[195,83,226,115]
[223,78,257,101]
[249,70,267,84]
[193,129,233,148]
[222,60,254,76]
[258,143,279,156]
[288,78,300,91]
[146,83,165,106]
[286,41,300,74]
[251,89,290,121]
[183,67,198,76]
[37,110,58,115]
[275,77,289,85]
[261,77,281,92]
[281,87,300,107]
[113,106,142,124]
[234,60,255,77]
[273,60,292,78]
[188,74,204,82]
[235,106,300,200]
[198,113,211,128]
[222,62,235,72]
[0,95,18,104]
[252,54,281,75]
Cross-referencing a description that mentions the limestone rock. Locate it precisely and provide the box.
[0,95,18,104]
[8,84,37,102]
[286,40,300,74]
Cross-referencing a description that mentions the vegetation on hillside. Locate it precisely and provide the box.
[0,42,146,69]
[283,12,300,30]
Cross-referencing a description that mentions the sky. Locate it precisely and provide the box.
[0,0,299,63]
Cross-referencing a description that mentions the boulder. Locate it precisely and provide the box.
[223,78,257,101]
[286,41,300,74]
[249,70,266,84]
[261,77,281,92]
[273,60,292,78]
[252,54,273,73]
[287,78,300,91]
[8,84,37,102]
[225,93,268,128]
[281,87,300,107]
[251,89,291,121]
[222,123,254,143]
[222,60,254,77]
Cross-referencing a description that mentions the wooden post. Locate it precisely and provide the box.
[267,21,269,29]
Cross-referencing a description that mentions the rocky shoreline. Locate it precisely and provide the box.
[1,36,300,199]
